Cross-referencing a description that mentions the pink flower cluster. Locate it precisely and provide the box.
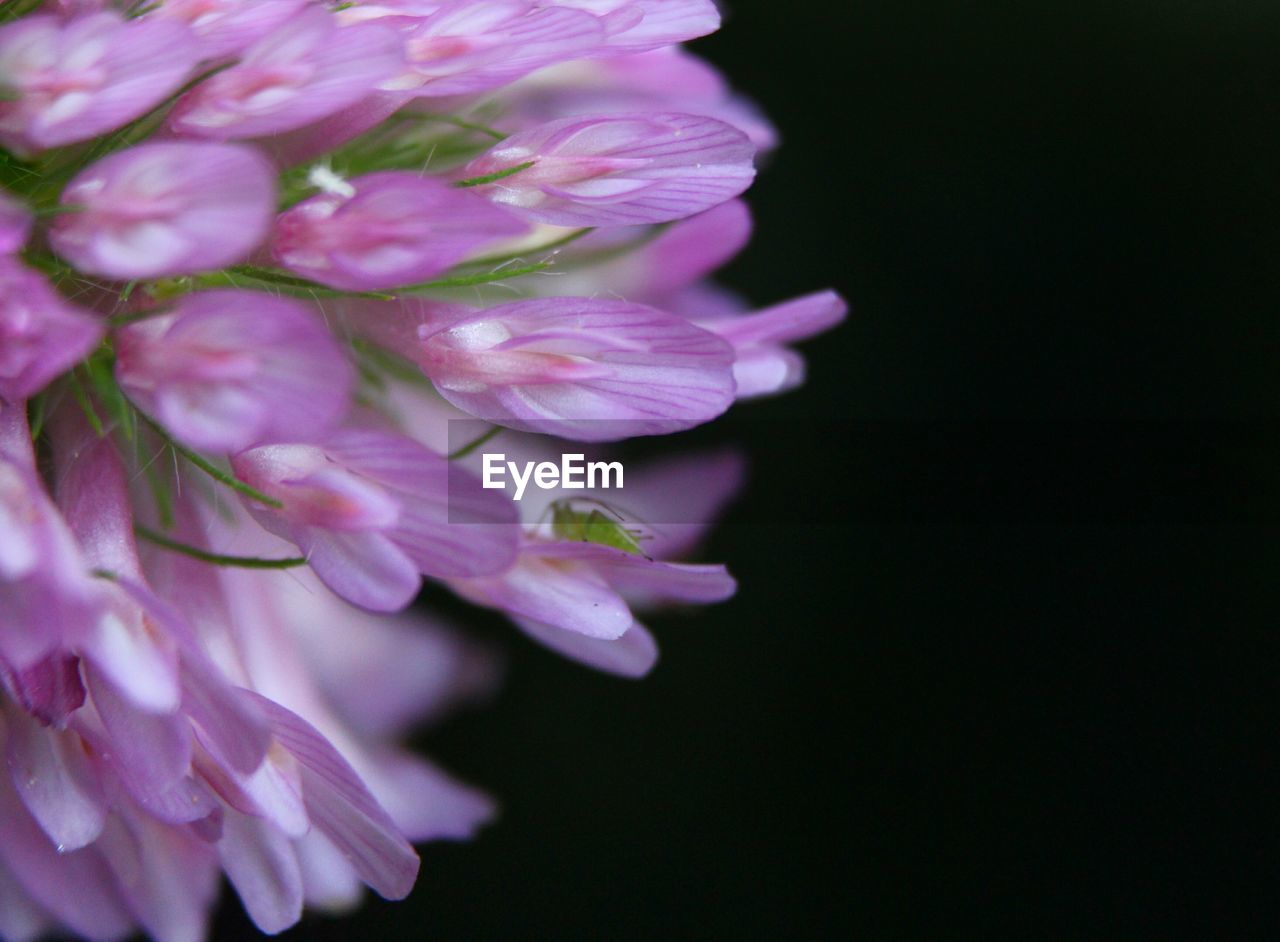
[0,1,845,938]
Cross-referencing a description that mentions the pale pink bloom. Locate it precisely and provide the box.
[0,12,196,154]
[461,112,756,226]
[272,172,528,291]
[50,141,276,279]
[115,290,354,453]
[359,296,736,440]
[0,189,31,254]
[144,0,309,60]
[168,8,403,140]
[693,289,849,398]
[232,427,519,611]
[384,0,603,98]
[0,258,104,403]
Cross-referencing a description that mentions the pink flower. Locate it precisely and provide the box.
[0,12,196,154]
[272,172,528,291]
[460,111,756,226]
[115,290,354,452]
[385,0,603,98]
[232,428,519,611]
[361,296,737,440]
[0,259,104,403]
[0,0,844,932]
[49,141,276,279]
[167,8,404,141]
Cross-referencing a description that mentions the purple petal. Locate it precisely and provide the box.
[144,0,308,59]
[219,809,304,935]
[0,654,87,728]
[561,0,720,51]
[3,705,106,852]
[514,615,658,677]
[392,2,604,98]
[168,10,404,140]
[297,526,422,614]
[181,659,270,777]
[0,259,105,403]
[361,750,496,842]
[93,809,220,942]
[451,542,633,639]
[0,858,50,942]
[272,172,528,291]
[0,190,32,253]
[320,428,519,577]
[251,692,421,901]
[532,540,737,603]
[50,142,276,279]
[0,12,197,154]
[462,112,756,226]
[408,297,735,440]
[0,772,136,941]
[698,289,848,398]
[116,290,353,452]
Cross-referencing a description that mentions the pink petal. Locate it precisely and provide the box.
[145,0,308,59]
[451,543,633,639]
[219,809,304,935]
[555,0,720,51]
[294,527,422,614]
[168,10,403,140]
[272,172,527,291]
[361,750,496,842]
[319,428,519,577]
[0,190,32,253]
[116,290,353,452]
[251,693,421,901]
[51,142,276,279]
[532,540,737,603]
[393,1,604,98]
[0,772,135,941]
[0,258,105,402]
[0,858,50,942]
[3,706,106,852]
[462,112,756,226]
[514,615,658,677]
[406,297,735,440]
[0,13,197,154]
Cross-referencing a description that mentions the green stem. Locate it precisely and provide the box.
[454,161,535,188]
[463,228,595,268]
[135,525,306,569]
[402,261,550,291]
[136,412,284,508]
[448,425,502,460]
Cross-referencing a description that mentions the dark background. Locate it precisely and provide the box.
[217,2,1280,937]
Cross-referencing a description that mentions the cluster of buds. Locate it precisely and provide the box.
[0,0,844,938]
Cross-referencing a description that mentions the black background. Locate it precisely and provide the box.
[215,1,1280,937]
